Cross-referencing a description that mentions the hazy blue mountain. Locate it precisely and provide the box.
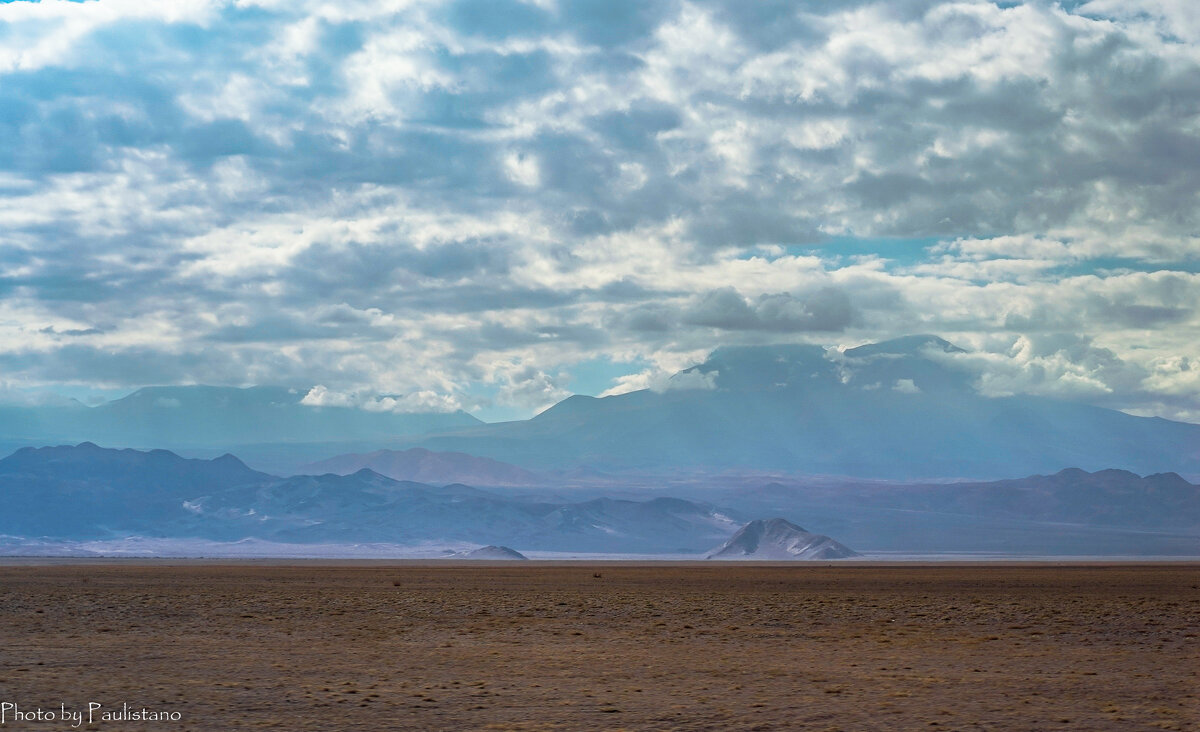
[0,386,480,455]
[871,468,1200,530]
[0,443,745,553]
[301,447,544,486]
[0,442,269,538]
[706,518,858,560]
[0,401,90,448]
[721,468,1200,532]
[1,444,1196,555]
[697,467,1200,555]
[190,476,743,552]
[4,336,1195,481]
[410,336,1200,479]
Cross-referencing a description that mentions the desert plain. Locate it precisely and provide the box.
[0,562,1196,731]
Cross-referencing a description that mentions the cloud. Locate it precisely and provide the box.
[1077,0,1200,42]
[300,385,464,414]
[660,367,718,392]
[0,0,1195,422]
[683,286,854,332]
[489,363,572,414]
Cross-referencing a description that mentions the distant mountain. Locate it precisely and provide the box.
[301,447,543,486]
[190,479,744,552]
[726,468,1200,532]
[409,336,1200,479]
[0,442,269,538]
[2,444,1197,556]
[0,441,266,485]
[706,518,858,560]
[700,467,1200,555]
[4,336,1197,481]
[0,385,480,452]
[0,443,742,553]
[450,545,528,560]
[873,467,1200,530]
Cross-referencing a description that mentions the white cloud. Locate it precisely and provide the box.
[1078,0,1200,43]
[503,152,541,187]
[0,0,216,72]
[661,368,718,392]
[300,385,463,413]
[0,0,1195,423]
[299,385,354,408]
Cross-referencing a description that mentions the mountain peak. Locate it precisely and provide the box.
[452,545,528,560]
[688,343,836,391]
[706,518,858,560]
[0,442,269,486]
[667,336,972,394]
[1145,471,1195,488]
[1043,468,1093,484]
[213,453,252,470]
[532,394,600,420]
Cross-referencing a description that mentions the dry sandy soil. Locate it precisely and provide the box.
[0,562,1196,731]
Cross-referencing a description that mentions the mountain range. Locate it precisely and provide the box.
[694,468,1200,555]
[0,444,743,554]
[301,448,545,486]
[1,443,1197,556]
[406,336,1200,479]
[0,385,478,459]
[1,336,1196,481]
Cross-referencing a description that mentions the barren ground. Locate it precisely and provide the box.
[0,562,1196,731]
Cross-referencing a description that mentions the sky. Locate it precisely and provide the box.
[0,0,1196,423]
